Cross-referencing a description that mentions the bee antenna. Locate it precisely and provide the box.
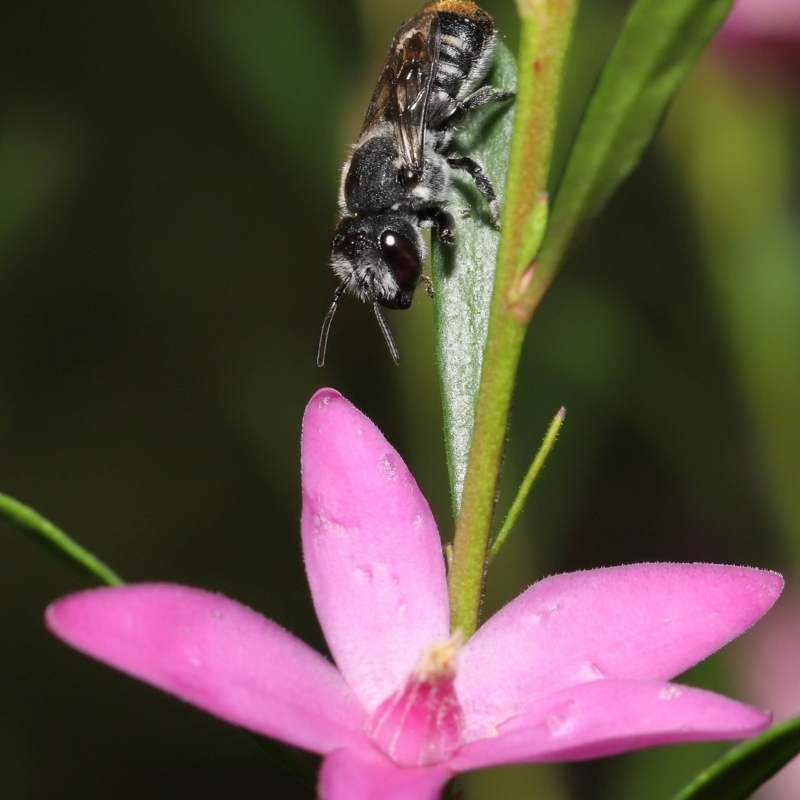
[317,281,347,367]
[373,302,400,365]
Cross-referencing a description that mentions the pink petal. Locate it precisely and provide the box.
[715,0,800,77]
[457,564,781,739]
[319,746,452,800]
[46,584,367,754]
[452,679,769,770]
[721,0,800,41]
[301,389,449,711]
[737,590,800,800]
[366,648,463,767]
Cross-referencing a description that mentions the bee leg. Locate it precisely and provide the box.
[418,207,456,245]
[447,156,501,226]
[462,86,515,112]
[446,87,516,128]
[419,275,435,299]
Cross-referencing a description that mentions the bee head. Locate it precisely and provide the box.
[330,214,424,309]
[319,213,425,366]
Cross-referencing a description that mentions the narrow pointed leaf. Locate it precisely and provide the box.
[489,406,565,561]
[432,42,516,516]
[0,491,123,586]
[669,715,800,800]
[535,0,736,296]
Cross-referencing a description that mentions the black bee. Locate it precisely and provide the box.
[317,0,514,366]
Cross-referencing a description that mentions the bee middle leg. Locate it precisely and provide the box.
[447,156,501,225]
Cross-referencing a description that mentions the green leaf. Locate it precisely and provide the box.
[489,406,565,561]
[0,491,123,586]
[432,41,517,517]
[535,0,736,294]
[670,716,800,800]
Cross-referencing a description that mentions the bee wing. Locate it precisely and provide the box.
[360,9,441,174]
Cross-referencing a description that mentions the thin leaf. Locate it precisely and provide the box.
[489,406,565,561]
[534,0,736,297]
[670,716,800,800]
[432,41,517,517]
[0,491,123,586]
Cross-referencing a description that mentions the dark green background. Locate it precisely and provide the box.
[1,1,798,798]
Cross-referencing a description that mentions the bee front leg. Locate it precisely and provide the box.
[418,207,456,245]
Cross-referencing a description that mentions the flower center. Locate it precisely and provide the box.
[366,633,464,767]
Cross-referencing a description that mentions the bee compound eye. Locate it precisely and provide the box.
[379,230,421,291]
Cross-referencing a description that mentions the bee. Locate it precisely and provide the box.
[317,0,514,366]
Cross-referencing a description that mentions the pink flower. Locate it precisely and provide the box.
[722,0,800,45]
[737,590,800,800]
[46,388,782,800]
[716,0,800,78]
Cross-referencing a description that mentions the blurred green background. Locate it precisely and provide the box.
[1,1,798,798]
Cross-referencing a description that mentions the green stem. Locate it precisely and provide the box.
[447,0,578,637]
[0,491,124,586]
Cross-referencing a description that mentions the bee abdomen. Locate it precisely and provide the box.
[433,5,495,103]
